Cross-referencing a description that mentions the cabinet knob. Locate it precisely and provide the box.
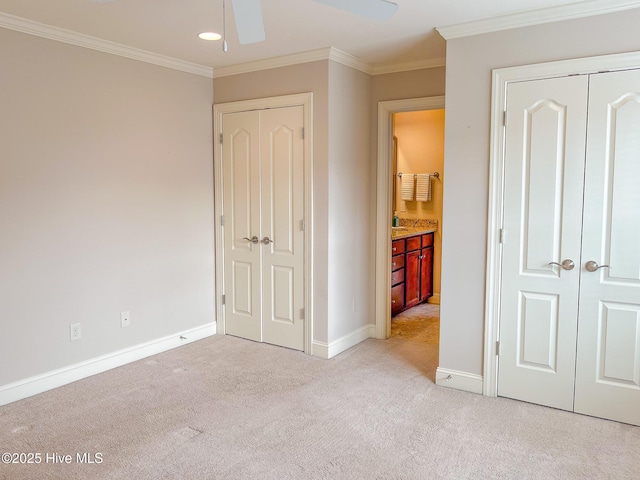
[392,262,396,267]
[392,300,396,304]
[392,247,397,252]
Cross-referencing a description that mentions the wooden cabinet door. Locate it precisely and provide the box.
[420,247,433,301]
[405,250,420,308]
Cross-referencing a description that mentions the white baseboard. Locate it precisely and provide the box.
[312,323,375,359]
[0,322,216,406]
[436,367,483,395]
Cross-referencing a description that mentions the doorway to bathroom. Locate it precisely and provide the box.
[375,96,445,381]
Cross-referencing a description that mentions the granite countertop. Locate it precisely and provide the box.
[391,219,438,240]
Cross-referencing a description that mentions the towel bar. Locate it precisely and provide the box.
[397,172,440,179]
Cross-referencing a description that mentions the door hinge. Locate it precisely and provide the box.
[301,219,305,231]
[496,340,500,355]
[219,133,223,144]
[503,111,507,127]
[499,228,505,244]
[302,127,305,140]
[221,215,225,226]
[300,308,305,320]
[222,294,226,305]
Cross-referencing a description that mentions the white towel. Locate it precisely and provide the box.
[400,173,414,201]
[416,174,432,202]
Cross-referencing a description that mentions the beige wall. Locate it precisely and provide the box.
[327,61,373,342]
[393,110,444,302]
[0,28,215,386]
[440,9,640,376]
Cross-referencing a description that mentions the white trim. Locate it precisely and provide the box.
[485,50,640,397]
[375,96,445,340]
[0,323,216,406]
[213,47,373,78]
[214,47,333,77]
[213,93,314,354]
[311,324,375,359]
[328,48,373,74]
[371,57,446,76]
[437,0,640,40]
[436,368,483,395]
[0,12,213,78]
[213,47,444,78]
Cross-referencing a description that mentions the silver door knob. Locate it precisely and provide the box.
[243,236,259,244]
[261,236,274,245]
[548,259,575,270]
[585,261,609,272]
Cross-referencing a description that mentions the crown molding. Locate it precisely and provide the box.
[437,0,640,40]
[213,47,372,78]
[328,48,373,74]
[213,47,445,78]
[0,12,213,78]
[372,57,446,75]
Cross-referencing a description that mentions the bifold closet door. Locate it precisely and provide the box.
[222,107,305,351]
[574,69,640,426]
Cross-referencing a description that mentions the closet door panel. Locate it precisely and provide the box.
[497,75,589,411]
[575,69,640,426]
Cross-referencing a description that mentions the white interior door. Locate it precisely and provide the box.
[223,111,261,342]
[260,106,305,350]
[574,69,640,425]
[222,106,305,351]
[498,75,589,411]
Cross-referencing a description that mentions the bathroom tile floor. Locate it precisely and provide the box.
[390,303,440,382]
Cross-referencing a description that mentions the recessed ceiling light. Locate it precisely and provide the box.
[199,32,222,41]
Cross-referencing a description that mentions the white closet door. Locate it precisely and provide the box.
[260,106,305,351]
[223,111,262,342]
[222,107,305,351]
[498,75,589,411]
[574,69,640,425]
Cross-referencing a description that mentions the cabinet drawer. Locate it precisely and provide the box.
[391,283,405,315]
[406,236,421,251]
[391,254,404,271]
[422,233,434,247]
[391,239,405,255]
[391,268,404,286]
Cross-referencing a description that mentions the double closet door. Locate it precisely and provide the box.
[498,69,640,426]
[221,106,305,351]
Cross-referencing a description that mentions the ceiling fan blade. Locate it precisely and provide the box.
[230,0,266,44]
[312,0,398,21]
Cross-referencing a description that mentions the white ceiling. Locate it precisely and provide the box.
[0,0,619,71]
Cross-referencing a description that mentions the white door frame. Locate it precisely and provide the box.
[374,96,445,339]
[213,92,314,353]
[484,51,640,396]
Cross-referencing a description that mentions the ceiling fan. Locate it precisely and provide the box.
[231,0,399,45]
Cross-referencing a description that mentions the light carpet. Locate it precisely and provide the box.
[1,311,639,479]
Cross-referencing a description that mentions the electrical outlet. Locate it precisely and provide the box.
[120,311,130,328]
[70,323,81,341]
